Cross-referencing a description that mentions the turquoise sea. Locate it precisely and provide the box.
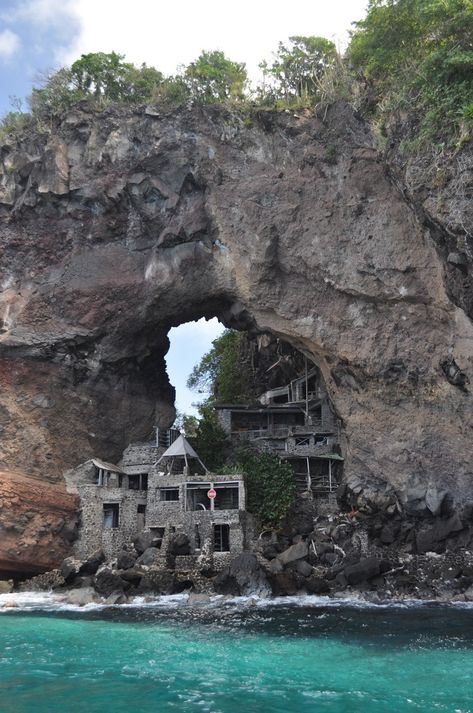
[1,596,473,713]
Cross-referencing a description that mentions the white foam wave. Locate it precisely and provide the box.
[2,590,473,614]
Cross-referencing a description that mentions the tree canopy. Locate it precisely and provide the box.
[183,50,247,103]
[261,36,337,101]
[186,329,252,404]
[348,0,473,142]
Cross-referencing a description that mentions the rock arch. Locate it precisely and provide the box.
[0,101,471,509]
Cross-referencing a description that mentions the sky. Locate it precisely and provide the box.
[0,0,369,416]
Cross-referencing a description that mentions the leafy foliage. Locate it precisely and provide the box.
[186,403,229,471]
[187,329,252,403]
[183,50,247,103]
[348,0,473,145]
[260,36,337,102]
[230,449,296,527]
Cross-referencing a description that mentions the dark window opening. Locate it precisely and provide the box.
[186,483,211,511]
[128,473,148,490]
[214,484,239,510]
[214,524,230,552]
[149,526,165,549]
[103,503,119,529]
[159,487,179,502]
[137,503,146,530]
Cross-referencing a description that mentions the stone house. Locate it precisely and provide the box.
[66,433,247,564]
[214,364,343,498]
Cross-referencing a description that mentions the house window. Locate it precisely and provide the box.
[185,483,211,511]
[213,483,239,510]
[159,487,179,502]
[128,473,148,491]
[103,503,119,529]
[213,524,230,552]
[137,503,146,530]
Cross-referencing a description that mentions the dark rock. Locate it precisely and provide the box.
[136,547,160,567]
[116,549,138,570]
[60,557,81,583]
[277,541,308,566]
[262,544,279,560]
[138,569,177,594]
[305,575,330,594]
[416,514,464,554]
[93,568,125,597]
[168,533,191,556]
[294,559,313,577]
[119,566,146,585]
[133,532,158,555]
[79,549,105,576]
[214,553,271,597]
[343,557,387,585]
[268,571,299,596]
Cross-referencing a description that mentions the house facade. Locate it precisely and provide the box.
[66,432,247,563]
[215,364,343,498]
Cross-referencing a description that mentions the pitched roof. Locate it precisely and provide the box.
[91,458,125,474]
[155,434,209,472]
[159,434,200,459]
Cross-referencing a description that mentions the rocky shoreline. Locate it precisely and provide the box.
[7,492,473,608]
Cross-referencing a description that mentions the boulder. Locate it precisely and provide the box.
[267,558,283,574]
[136,547,160,567]
[64,586,97,606]
[268,571,299,596]
[0,580,13,594]
[133,531,157,555]
[343,557,390,585]
[277,541,308,566]
[294,560,313,577]
[214,553,271,597]
[105,592,128,605]
[119,566,146,585]
[116,549,138,570]
[19,569,65,592]
[168,533,191,556]
[60,557,82,583]
[416,514,464,554]
[138,569,177,595]
[79,549,105,576]
[93,568,125,597]
[425,487,447,517]
[305,575,330,594]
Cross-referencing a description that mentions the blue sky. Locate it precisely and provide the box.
[0,0,368,415]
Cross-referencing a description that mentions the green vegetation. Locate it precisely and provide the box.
[2,3,471,151]
[349,0,473,147]
[183,50,247,103]
[229,449,296,527]
[186,329,252,404]
[186,403,229,472]
[260,36,337,104]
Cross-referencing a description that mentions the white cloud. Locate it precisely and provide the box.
[0,29,20,59]
[1,0,77,27]
[63,0,368,78]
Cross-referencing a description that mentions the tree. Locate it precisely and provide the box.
[70,52,163,103]
[261,36,337,101]
[183,50,247,103]
[187,329,252,403]
[187,403,229,471]
[348,0,473,141]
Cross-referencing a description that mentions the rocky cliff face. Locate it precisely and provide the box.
[0,470,78,577]
[0,101,472,574]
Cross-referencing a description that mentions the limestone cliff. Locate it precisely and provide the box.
[0,102,472,574]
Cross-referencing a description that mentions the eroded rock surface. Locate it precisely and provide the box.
[0,101,472,577]
[0,470,78,577]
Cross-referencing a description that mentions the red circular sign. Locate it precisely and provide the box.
[207,488,216,500]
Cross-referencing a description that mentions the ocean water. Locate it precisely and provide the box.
[1,595,473,713]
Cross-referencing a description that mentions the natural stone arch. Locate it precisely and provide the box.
[0,101,471,509]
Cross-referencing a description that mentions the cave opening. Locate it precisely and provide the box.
[160,313,342,499]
